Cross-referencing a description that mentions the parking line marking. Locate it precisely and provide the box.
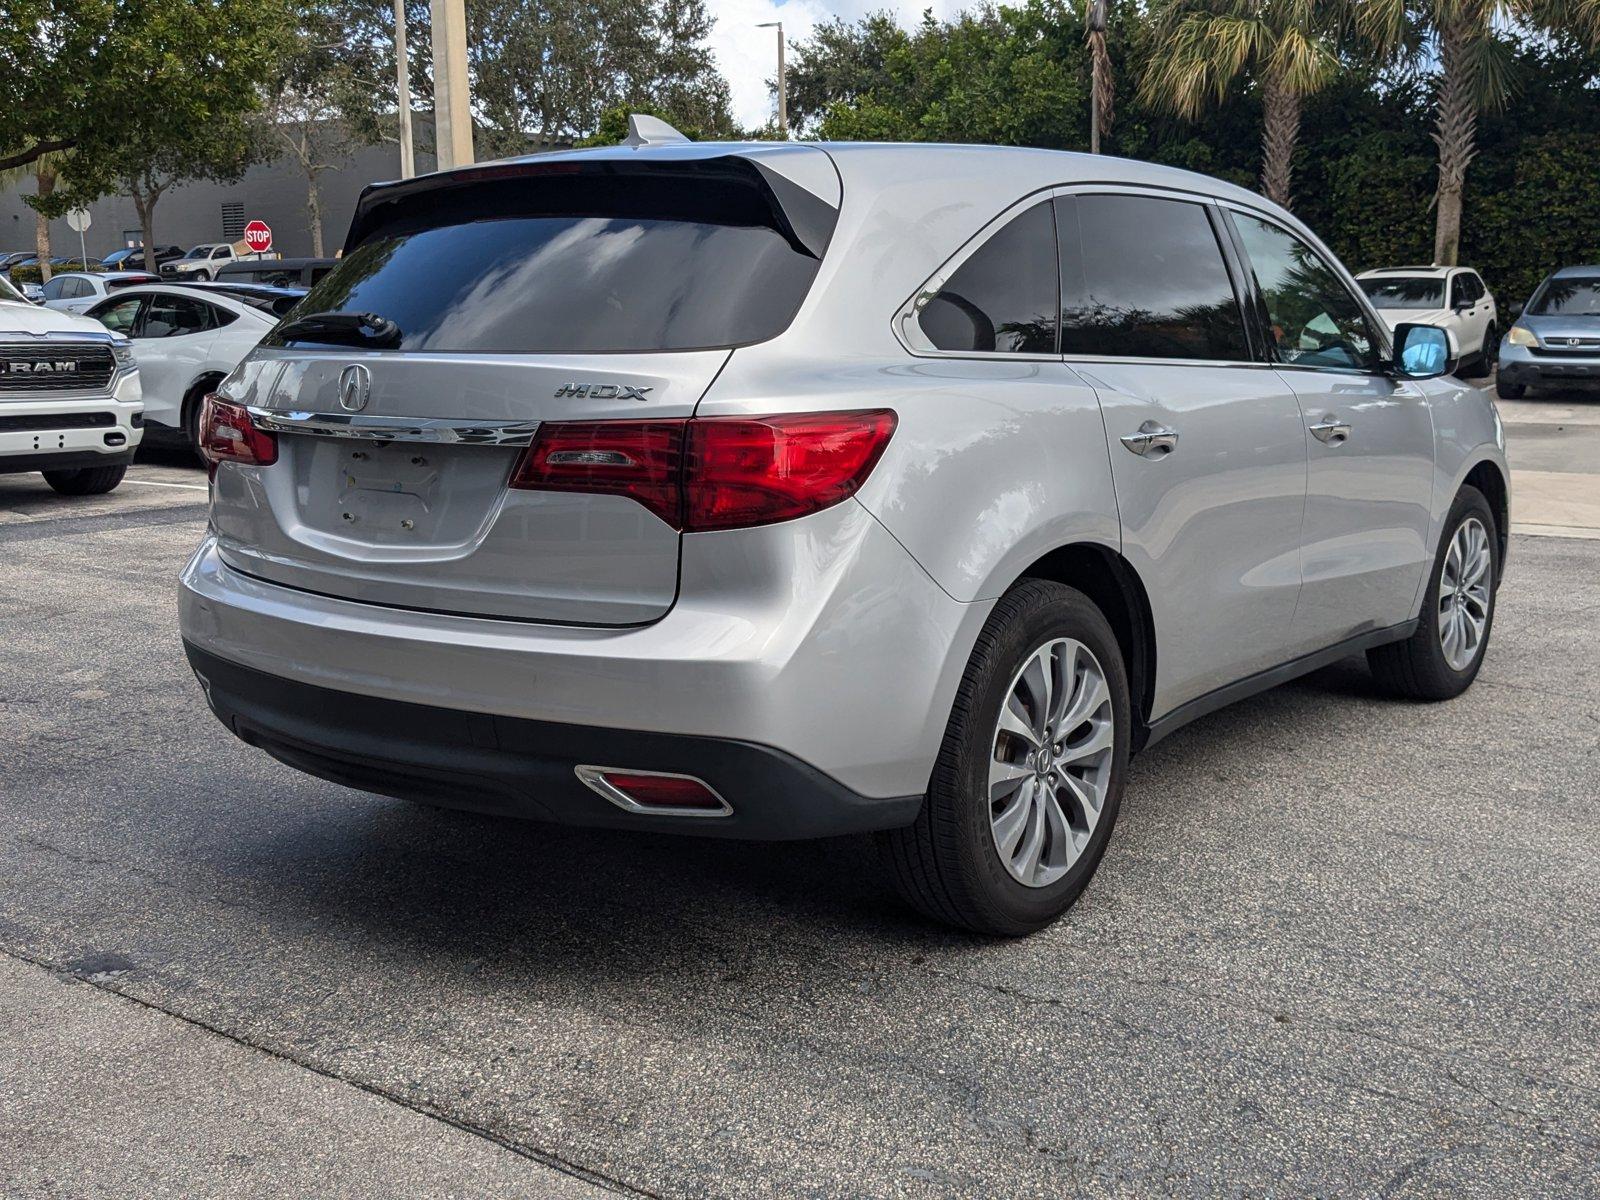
[123,478,208,492]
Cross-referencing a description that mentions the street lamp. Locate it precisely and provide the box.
[393,0,415,178]
[757,21,787,139]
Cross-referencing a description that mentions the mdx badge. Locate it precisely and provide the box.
[554,383,653,401]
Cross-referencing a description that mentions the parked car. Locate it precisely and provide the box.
[0,271,143,494]
[160,243,238,281]
[100,245,185,271]
[216,257,337,288]
[175,280,307,318]
[1356,265,1498,378]
[40,270,161,314]
[0,251,39,270]
[1496,265,1600,399]
[178,133,1509,935]
[82,283,278,447]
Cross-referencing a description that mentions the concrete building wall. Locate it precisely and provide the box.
[1,139,437,263]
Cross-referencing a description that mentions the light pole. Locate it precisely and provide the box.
[430,0,474,169]
[393,0,415,178]
[757,21,787,139]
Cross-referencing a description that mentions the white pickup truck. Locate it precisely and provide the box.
[1,274,143,495]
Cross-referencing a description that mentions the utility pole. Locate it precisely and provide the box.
[757,21,787,139]
[394,0,415,178]
[430,0,474,169]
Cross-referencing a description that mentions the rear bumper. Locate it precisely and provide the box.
[178,501,989,804]
[185,642,921,839]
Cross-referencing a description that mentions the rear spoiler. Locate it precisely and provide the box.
[345,153,840,262]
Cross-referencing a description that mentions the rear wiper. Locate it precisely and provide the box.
[276,310,401,348]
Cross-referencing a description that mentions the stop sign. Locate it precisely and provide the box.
[243,220,273,254]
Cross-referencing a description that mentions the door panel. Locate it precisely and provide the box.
[1277,370,1435,648]
[1086,362,1308,714]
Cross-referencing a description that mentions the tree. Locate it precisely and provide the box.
[1087,0,1114,150]
[1140,0,1347,210]
[118,123,260,272]
[0,0,291,207]
[465,0,734,151]
[1359,0,1600,264]
[788,3,1090,147]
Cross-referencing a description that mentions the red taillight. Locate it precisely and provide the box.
[684,410,898,532]
[508,419,684,526]
[198,395,278,471]
[510,410,897,532]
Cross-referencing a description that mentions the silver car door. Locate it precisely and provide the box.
[1223,206,1435,652]
[1060,191,1309,718]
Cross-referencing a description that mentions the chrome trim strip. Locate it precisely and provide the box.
[573,765,734,818]
[245,407,540,446]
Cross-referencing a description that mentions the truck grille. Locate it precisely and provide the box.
[1532,336,1600,354]
[0,342,117,393]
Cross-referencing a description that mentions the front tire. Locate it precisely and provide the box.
[879,579,1131,936]
[42,464,127,495]
[1464,326,1496,379]
[1368,485,1498,701]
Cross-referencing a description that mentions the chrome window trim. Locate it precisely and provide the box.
[573,765,734,818]
[245,407,541,446]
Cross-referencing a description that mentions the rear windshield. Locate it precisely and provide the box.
[268,159,834,355]
[1528,277,1600,316]
[1359,277,1444,308]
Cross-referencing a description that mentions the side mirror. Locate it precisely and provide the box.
[1391,322,1458,380]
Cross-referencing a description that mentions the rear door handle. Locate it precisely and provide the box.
[1120,421,1179,458]
[1309,415,1351,445]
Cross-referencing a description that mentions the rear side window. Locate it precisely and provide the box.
[1060,194,1250,361]
[271,160,836,355]
[917,200,1058,354]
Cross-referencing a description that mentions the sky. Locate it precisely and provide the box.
[704,0,965,130]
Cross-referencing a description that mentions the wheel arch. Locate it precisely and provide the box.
[1461,456,1510,580]
[181,370,229,437]
[1012,542,1158,749]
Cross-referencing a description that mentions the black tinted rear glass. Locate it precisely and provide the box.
[1529,277,1600,316]
[269,160,833,354]
[1060,194,1250,361]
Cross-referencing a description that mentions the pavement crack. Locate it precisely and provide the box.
[0,942,657,1198]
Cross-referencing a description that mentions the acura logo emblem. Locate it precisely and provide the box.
[338,363,371,412]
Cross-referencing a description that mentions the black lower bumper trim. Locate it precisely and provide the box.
[184,644,923,840]
[0,448,135,475]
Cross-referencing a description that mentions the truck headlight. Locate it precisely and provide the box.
[112,340,137,370]
[1507,324,1538,348]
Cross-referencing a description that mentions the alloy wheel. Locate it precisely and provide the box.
[988,638,1115,888]
[1439,516,1492,672]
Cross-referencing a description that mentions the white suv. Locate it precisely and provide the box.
[0,274,143,494]
[1357,265,1499,378]
[179,134,1508,934]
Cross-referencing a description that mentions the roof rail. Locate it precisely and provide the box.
[622,114,691,148]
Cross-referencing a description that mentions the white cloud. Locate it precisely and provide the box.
[704,0,966,131]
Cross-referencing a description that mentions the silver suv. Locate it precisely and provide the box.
[179,134,1509,935]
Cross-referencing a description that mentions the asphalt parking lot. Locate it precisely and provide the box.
[2,393,1598,1198]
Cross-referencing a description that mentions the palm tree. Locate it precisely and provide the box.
[1140,0,1347,210]
[1360,0,1600,265]
[1086,0,1114,152]
[0,151,68,284]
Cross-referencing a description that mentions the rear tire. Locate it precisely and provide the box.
[879,579,1131,936]
[1495,377,1525,400]
[43,464,127,495]
[1367,485,1498,701]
